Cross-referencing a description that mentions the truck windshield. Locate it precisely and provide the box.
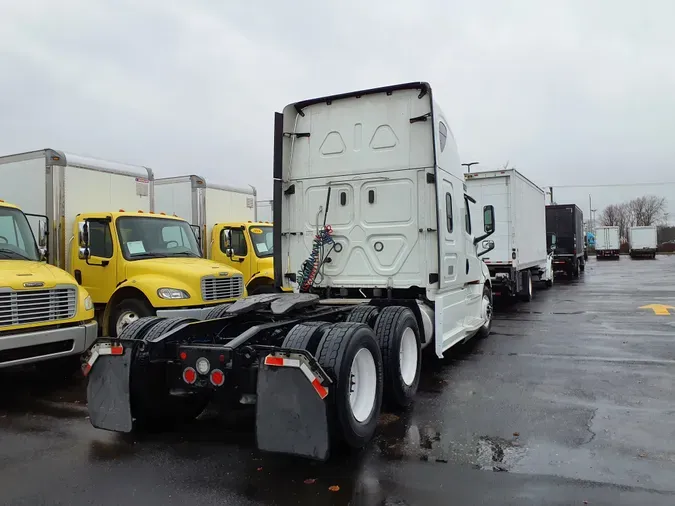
[0,206,40,261]
[116,216,202,260]
[249,225,273,258]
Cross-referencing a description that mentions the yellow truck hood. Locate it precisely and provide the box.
[0,260,78,290]
[124,257,242,282]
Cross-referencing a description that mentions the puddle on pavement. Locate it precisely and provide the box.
[375,415,528,472]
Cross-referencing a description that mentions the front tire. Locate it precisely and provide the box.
[373,306,422,409]
[315,323,383,450]
[110,298,154,337]
[476,285,493,339]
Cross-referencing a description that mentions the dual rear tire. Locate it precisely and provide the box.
[283,305,422,450]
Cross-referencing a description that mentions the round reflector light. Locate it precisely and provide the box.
[210,369,225,386]
[196,357,210,375]
[183,367,197,384]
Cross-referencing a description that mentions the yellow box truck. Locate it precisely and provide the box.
[0,150,246,337]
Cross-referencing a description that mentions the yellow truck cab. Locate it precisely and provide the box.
[0,200,96,370]
[74,210,246,336]
[210,222,275,294]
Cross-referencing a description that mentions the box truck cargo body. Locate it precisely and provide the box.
[155,176,274,292]
[0,150,245,337]
[465,169,553,300]
[84,82,498,462]
[595,226,620,259]
[629,226,657,259]
[257,199,273,223]
[154,175,257,252]
[545,204,585,276]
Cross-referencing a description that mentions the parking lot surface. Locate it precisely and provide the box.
[2,256,675,505]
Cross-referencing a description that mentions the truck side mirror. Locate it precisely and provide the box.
[78,221,91,260]
[37,220,48,260]
[483,205,495,234]
[224,229,234,259]
[477,239,495,257]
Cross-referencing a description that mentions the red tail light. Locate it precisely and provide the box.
[183,367,197,384]
[210,369,225,386]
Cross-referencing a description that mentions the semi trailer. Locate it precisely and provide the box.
[83,82,496,460]
[0,150,246,337]
[629,226,657,259]
[0,199,97,370]
[465,169,553,300]
[595,226,620,259]
[546,204,585,277]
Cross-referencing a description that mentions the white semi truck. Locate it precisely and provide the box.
[629,226,657,259]
[83,82,496,461]
[465,169,553,300]
[595,226,621,260]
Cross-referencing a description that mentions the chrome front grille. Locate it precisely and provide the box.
[201,275,244,301]
[0,286,77,327]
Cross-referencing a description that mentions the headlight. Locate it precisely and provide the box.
[84,295,94,311]
[157,288,191,300]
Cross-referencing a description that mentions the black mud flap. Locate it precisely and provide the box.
[255,362,330,460]
[86,348,134,432]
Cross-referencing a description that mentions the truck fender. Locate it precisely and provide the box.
[247,268,275,293]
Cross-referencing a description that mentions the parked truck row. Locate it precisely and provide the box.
[0,151,274,371]
[2,82,611,463]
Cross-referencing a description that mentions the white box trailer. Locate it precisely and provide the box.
[256,199,273,223]
[629,226,657,259]
[0,149,152,269]
[464,169,553,300]
[595,226,620,259]
[154,175,256,253]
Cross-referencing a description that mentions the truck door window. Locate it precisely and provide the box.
[221,229,247,256]
[88,221,113,258]
[464,197,472,235]
[445,193,453,233]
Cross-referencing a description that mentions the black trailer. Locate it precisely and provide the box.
[546,204,585,277]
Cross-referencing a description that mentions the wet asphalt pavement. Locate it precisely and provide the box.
[2,256,675,505]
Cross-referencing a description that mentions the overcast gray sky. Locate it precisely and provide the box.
[2,0,674,215]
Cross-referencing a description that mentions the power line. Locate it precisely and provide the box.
[547,182,675,189]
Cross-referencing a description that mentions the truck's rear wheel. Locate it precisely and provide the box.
[346,304,380,327]
[579,259,585,272]
[316,323,383,449]
[476,285,493,339]
[110,298,154,337]
[128,317,208,430]
[282,321,331,355]
[519,271,533,302]
[373,306,421,409]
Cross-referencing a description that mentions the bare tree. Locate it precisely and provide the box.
[600,195,668,241]
[630,195,668,226]
[600,204,622,227]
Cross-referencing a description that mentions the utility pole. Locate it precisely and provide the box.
[589,194,592,233]
[462,161,479,174]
